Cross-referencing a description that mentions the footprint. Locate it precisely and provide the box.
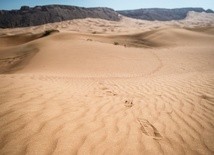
[101,87,108,90]
[124,100,133,107]
[137,118,162,140]
[105,90,117,96]
[200,94,214,101]
[98,84,117,96]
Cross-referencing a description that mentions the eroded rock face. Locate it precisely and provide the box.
[0,5,120,28]
[117,8,214,21]
[1,5,213,28]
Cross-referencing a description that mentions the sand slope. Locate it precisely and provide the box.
[0,14,214,155]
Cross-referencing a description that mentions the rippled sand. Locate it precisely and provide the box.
[0,14,214,155]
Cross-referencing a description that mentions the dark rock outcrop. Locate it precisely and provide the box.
[0,5,120,28]
[117,8,214,21]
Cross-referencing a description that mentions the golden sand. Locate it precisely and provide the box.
[0,14,214,155]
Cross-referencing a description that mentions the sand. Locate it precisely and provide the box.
[0,12,214,155]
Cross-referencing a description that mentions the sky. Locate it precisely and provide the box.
[0,0,214,10]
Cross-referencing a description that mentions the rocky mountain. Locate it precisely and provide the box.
[0,5,120,28]
[117,8,214,21]
[0,5,213,28]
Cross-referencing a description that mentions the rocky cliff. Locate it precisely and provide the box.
[1,5,213,28]
[0,5,120,28]
[117,8,214,21]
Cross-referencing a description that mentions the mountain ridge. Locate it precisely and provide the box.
[117,7,213,21]
[0,5,120,28]
[0,5,213,28]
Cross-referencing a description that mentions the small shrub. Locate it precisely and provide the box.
[114,42,119,45]
[44,29,59,36]
[87,38,92,41]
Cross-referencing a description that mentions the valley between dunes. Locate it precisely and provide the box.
[0,16,214,155]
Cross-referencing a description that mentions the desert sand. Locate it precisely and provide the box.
[0,12,214,155]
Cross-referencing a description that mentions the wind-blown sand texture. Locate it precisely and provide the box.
[0,13,214,155]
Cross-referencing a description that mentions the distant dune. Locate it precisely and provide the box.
[0,11,214,155]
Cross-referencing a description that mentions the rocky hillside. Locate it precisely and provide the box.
[1,5,213,28]
[0,5,120,28]
[117,8,214,21]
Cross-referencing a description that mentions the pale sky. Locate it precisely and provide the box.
[0,0,213,10]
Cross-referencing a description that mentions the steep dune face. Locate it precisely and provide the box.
[0,45,38,73]
[0,29,59,47]
[0,30,59,73]
[0,17,214,155]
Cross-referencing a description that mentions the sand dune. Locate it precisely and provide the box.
[0,14,214,155]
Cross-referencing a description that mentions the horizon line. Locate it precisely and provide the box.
[0,4,213,11]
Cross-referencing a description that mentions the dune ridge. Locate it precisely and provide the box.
[0,15,214,155]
